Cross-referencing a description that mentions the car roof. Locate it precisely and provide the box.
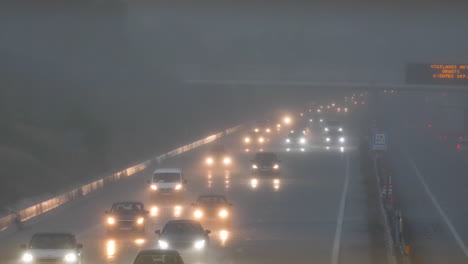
[165,219,201,225]
[112,201,144,205]
[32,233,75,237]
[198,194,226,199]
[153,168,181,174]
[255,152,276,156]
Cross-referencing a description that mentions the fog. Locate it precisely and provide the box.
[1,0,467,207]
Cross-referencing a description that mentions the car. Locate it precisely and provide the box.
[155,220,210,254]
[133,249,184,264]
[204,145,233,167]
[284,129,309,152]
[324,130,346,151]
[323,120,343,132]
[191,195,232,222]
[20,233,83,264]
[148,168,187,197]
[251,152,281,175]
[242,131,267,147]
[105,201,149,233]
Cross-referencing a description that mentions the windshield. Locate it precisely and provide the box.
[134,253,183,264]
[29,234,76,249]
[112,203,143,213]
[163,223,203,234]
[197,196,227,205]
[153,173,180,183]
[255,153,277,161]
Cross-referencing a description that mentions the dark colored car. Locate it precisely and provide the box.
[133,249,184,264]
[191,195,232,222]
[155,220,210,253]
[204,145,233,167]
[105,201,148,233]
[251,152,281,175]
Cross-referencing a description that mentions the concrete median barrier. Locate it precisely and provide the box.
[0,125,242,232]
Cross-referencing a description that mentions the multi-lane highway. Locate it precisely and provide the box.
[0,111,379,264]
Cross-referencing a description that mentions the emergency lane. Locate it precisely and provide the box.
[378,92,468,264]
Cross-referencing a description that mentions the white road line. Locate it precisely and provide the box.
[331,155,351,264]
[407,154,468,258]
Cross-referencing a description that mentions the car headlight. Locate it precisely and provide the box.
[266,128,271,133]
[150,184,157,190]
[107,217,115,225]
[338,127,343,132]
[258,137,265,143]
[21,253,33,263]
[175,184,182,190]
[137,217,144,225]
[273,164,279,169]
[194,240,206,250]
[299,137,306,144]
[194,209,203,219]
[64,253,77,263]
[158,240,169,249]
[324,127,329,132]
[339,137,345,143]
[326,137,331,142]
[244,137,251,143]
[206,157,214,165]
[218,209,229,218]
[223,157,232,165]
[285,138,291,143]
[252,164,258,169]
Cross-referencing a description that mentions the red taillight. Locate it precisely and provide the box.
[457,144,461,149]
[427,124,433,128]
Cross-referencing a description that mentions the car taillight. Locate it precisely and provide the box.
[457,144,461,149]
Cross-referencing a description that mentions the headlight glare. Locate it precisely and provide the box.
[218,209,229,218]
[339,137,345,143]
[206,157,214,165]
[22,253,33,263]
[273,164,279,169]
[326,137,331,142]
[64,253,77,263]
[194,209,203,219]
[194,240,206,249]
[158,240,169,249]
[107,217,115,225]
[137,217,144,225]
[252,164,258,169]
[150,184,157,190]
[175,184,182,190]
[223,157,232,165]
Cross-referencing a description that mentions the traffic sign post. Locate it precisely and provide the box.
[373,132,387,151]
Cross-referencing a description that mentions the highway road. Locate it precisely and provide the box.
[379,92,468,264]
[0,117,377,264]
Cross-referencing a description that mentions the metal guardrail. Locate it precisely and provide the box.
[0,125,242,232]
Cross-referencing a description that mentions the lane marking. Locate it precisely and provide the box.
[331,155,351,264]
[406,154,468,258]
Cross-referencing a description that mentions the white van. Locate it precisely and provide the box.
[148,168,186,196]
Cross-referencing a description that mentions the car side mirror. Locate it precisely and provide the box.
[20,244,27,249]
[155,230,161,235]
[104,210,109,214]
[76,244,83,249]
[205,230,211,235]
